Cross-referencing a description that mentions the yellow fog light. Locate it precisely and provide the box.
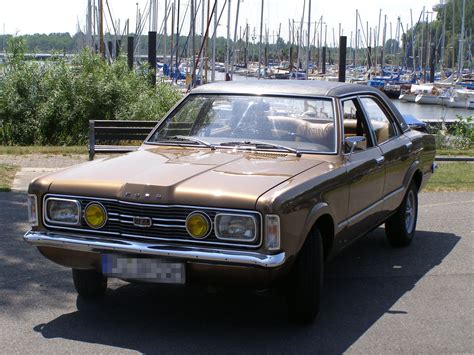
[84,202,107,229]
[186,212,211,239]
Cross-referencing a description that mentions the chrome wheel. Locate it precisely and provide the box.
[405,190,416,233]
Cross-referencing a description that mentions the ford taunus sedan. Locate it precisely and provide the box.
[25,81,436,322]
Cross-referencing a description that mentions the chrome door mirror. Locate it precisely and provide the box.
[344,136,366,160]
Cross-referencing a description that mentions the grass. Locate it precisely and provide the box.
[424,162,474,192]
[437,148,474,157]
[0,146,87,155]
[0,164,19,192]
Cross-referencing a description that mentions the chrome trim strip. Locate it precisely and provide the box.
[42,194,263,249]
[43,197,81,226]
[24,231,286,268]
[337,186,406,230]
[214,213,258,243]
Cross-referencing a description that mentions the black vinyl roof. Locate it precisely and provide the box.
[191,80,408,131]
[192,80,380,97]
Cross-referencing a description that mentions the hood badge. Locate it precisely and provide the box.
[124,192,163,200]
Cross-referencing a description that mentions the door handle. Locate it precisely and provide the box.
[375,156,385,166]
[405,142,413,150]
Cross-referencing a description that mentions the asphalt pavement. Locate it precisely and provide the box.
[0,191,472,354]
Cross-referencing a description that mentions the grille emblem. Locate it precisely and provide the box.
[133,216,152,228]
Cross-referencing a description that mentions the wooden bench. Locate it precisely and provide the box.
[88,120,158,160]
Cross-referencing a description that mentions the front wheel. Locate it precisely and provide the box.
[72,269,107,300]
[285,228,323,323]
[385,181,418,247]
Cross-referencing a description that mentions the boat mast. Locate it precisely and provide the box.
[381,14,386,67]
[440,0,447,69]
[225,0,231,80]
[231,0,241,80]
[354,10,358,69]
[451,0,455,71]
[410,9,415,71]
[211,0,217,82]
[258,0,264,79]
[458,0,466,80]
[306,0,311,79]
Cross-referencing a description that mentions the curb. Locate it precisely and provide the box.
[435,156,474,162]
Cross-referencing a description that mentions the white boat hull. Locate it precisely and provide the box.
[415,94,443,105]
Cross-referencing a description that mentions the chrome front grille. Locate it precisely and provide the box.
[43,195,262,248]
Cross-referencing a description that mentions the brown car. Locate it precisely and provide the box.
[25,80,436,322]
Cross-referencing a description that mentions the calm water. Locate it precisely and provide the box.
[214,72,473,121]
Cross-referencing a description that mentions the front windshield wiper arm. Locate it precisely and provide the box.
[219,141,302,157]
[155,135,216,150]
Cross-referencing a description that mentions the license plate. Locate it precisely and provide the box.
[101,254,185,284]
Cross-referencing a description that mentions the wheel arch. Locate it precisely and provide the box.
[303,203,335,260]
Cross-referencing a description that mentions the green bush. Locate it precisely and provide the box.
[430,115,474,151]
[0,37,182,145]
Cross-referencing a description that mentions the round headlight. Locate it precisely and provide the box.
[186,212,211,239]
[84,202,107,229]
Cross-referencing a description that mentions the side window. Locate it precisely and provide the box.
[359,97,398,144]
[341,99,373,153]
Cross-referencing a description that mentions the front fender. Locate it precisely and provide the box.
[296,202,335,254]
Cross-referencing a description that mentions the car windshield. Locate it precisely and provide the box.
[148,95,336,153]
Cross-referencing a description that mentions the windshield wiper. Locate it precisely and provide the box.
[155,135,216,150]
[219,141,302,157]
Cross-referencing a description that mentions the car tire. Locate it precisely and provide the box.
[286,227,323,323]
[385,181,418,247]
[72,269,107,300]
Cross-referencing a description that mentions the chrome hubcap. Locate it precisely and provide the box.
[405,190,416,233]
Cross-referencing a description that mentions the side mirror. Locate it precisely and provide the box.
[344,136,366,159]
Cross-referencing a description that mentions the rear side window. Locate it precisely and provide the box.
[359,97,398,144]
[341,98,373,153]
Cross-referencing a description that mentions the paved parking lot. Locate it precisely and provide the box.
[0,191,472,354]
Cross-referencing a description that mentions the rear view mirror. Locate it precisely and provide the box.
[344,136,366,158]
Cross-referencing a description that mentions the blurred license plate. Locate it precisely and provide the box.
[101,254,185,284]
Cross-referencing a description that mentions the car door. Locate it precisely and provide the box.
[359,96,413,214]
[339,97,386,244]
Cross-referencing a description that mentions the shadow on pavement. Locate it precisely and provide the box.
[0,192,75,314]
[32,228,460,354]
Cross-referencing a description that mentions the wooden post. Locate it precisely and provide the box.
[127,36,134,70]
[148,31,157,86]
[89,121,96,161]
[338,36,347,82]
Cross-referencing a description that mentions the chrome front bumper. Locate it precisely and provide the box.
[24,231,286,268]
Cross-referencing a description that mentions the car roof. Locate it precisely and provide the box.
[190,80,409,131]
[191,80,382,98]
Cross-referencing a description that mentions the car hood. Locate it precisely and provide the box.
[35,147,326,209]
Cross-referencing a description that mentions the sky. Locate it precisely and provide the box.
[1,0,441,45]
